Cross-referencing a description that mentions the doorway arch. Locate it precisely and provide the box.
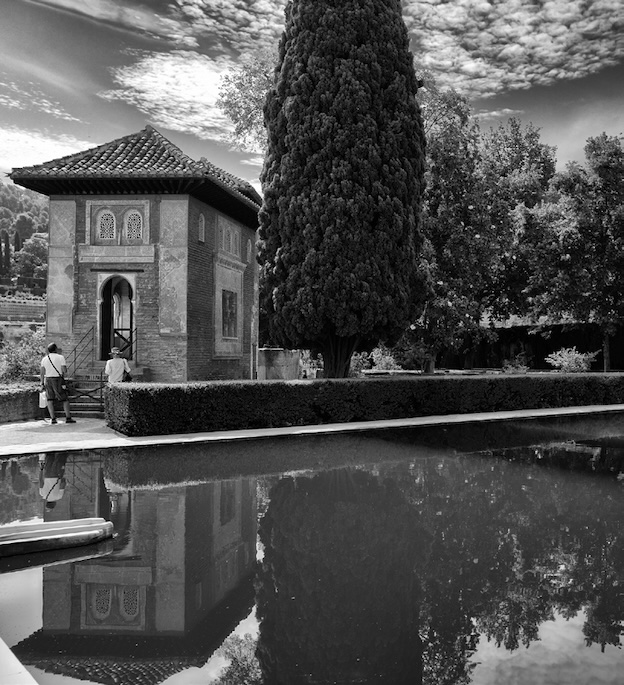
[100,276,134,360]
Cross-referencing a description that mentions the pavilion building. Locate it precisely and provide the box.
[10,125,261,382]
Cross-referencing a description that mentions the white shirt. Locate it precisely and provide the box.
[105,356,129,383]
[41,353,66,377]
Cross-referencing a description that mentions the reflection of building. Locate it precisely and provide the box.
[14,462,257,685]
[10,126,261,381]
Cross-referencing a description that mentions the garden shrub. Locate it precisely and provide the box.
[105,373,624,437]
[0,328,45,382]
[545,346,599,372]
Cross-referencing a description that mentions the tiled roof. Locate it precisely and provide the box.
[10,125,261,208]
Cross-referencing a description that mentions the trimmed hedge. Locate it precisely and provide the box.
[105,373,624,437]
[0,384,39,424]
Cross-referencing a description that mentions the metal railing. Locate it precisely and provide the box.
[113,327,137,363]
[66,327,95,379]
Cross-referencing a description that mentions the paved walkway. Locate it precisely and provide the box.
[3,403,624,458]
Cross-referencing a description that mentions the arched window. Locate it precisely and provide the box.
[198,214,205,243]
[124,210,143,241]
[98,211,116,240]
[225,228,232,253]
[247,239,252,262]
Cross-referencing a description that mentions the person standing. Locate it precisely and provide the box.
[104,346,131,383]
[40,342,75,424]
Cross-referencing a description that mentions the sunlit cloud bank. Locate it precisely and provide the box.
[404,0,624,97]
[0,126,95,173]
[99,51,235,143]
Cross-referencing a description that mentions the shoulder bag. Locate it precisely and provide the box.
[47,355,67,390]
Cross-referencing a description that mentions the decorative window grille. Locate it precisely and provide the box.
[225,229,232,254]
[91,586,112,620]
[222,290,237,338]
[119,586,140,621]
[125,211,143,241]
[198,214,205,243]
[98,211,116,240]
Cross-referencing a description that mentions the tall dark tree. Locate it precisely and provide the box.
[0,230,10,277]
[259,0,428,377]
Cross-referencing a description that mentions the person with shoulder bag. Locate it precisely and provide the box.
[104,346,132,383]
[40,342,75,425]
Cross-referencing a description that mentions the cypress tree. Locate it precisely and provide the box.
[259,0,428,377]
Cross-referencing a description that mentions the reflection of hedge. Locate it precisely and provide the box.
[105,373,624,436]
[255,470,428,684]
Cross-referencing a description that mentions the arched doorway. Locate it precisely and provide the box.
[100,277,133,360]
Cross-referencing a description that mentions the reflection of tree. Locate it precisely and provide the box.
[252,446,623,684]
[0,456,40,524]
[256,469,428,684]
[215,633,262,685]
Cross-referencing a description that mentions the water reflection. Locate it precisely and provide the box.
[0,426,623,685]
[8,450,257,684]
[252,451,623,685]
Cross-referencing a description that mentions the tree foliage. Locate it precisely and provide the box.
[254,448,624,683]
[217,48,276,154]
[0,179,48,285]
[259,0,428,377]
[13,234,48,280]
[519,133,624,370]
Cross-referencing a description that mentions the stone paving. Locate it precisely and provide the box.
[3,403,624,458]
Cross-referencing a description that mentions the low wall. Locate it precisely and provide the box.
[257,348,301,380]
[0,386,39,424]
[0,298,46,322]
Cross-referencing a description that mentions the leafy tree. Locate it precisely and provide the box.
[217,48,276,153]
[13,212,36,241]
[0,327,45,382]
[521,134,624,370]
[13,234,48,280]
[478,117,557,318]
[258,0,428,377]
[397,83,500,371]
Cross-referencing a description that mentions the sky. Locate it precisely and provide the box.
[1,0,623,194]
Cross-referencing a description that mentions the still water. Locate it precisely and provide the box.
[0,415,623,685]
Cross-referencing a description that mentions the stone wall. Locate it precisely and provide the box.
[257,348,301,380]
[0,298,46,322]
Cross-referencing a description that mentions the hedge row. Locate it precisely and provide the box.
[0,384,39,424]
[105,373,624,437]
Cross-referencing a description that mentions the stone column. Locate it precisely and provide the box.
[47,200,76,349]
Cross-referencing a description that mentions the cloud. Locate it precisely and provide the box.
[99,50,235,142]
[404,0,624,98]
[0,126,95,173]
[29,0,286,51]
[0,72,81,122]
[239,156,264,167]
[26,0,196,46]
[476,108,525,121]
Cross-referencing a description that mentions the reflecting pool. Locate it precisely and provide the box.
[0,414,623,684]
